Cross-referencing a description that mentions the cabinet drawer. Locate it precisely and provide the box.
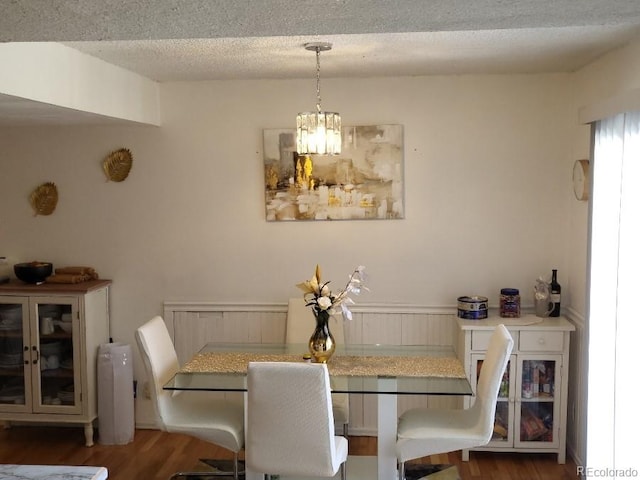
[471,330,518,351]
[519,331,564,351]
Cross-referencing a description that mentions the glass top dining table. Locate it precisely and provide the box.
[164,342,472,480]
[165,342,472,395]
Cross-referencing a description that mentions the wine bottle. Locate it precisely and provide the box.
[550,269,561,317]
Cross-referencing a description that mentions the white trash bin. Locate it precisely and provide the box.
[97,342,134,445]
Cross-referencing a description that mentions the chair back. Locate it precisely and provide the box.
[472,324,514,440]
[135,315,180,431]
[286,298,345,344]
[246,362,343,477]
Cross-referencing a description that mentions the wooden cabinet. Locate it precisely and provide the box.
[0,280,111,446]
[456,315,574,463]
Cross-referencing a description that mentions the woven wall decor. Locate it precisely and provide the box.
[103,148,133,182]
[30,182,58,216]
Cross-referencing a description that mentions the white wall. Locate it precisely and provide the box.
[1,73,574,326]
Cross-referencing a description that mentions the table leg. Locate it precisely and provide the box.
[377,378,398,480]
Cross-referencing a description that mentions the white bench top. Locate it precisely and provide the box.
[0,464,108,480]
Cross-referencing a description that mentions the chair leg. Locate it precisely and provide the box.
[340,461,346,480]
[398,460,405,480]
[233,452,239,480]
[169,452,242,480]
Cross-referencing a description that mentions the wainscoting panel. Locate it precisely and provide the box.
[164,302,463,435]
[565,308,586,467]
[171,309,287,365]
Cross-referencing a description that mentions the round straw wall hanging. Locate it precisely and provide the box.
[103,148,133,182]
[30,181,58,216]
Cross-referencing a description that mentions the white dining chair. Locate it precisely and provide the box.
[286,297,350,436]
[135,316,244,480]
[396,324,514,480]
[246,361,349,480]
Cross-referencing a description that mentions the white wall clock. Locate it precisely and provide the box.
[572,159,590,201]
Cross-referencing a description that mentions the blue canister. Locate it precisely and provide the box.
[500,288,521,318]
[457,296,488,320]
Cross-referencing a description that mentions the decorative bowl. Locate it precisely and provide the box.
[14,262,53,284]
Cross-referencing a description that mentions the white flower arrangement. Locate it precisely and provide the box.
[296,264,368,320]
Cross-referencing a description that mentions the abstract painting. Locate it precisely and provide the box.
[263,124,404,221]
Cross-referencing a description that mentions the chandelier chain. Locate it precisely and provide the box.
[315,47,322,113]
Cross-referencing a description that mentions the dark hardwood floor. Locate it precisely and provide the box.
[0,425,579,479]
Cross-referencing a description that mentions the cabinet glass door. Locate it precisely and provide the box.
[472,353,516,448]
[0,298,29,411]
[31,298,81,414]
[515,355,561,449]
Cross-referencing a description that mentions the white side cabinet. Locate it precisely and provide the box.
[456,315,574,463]
[0,280,111,446]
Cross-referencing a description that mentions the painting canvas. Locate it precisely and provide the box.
[263,124,404,221]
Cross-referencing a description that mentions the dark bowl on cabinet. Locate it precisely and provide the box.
[13,262,53,284]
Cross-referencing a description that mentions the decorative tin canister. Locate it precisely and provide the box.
[457,296,489,320]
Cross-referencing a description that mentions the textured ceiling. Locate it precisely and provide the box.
[3,0,640,43]
[62,27,640,82]
[2,0,640,125]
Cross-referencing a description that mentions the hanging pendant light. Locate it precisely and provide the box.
[296,42,342,155]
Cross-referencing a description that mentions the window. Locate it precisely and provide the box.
[587,112,640,472]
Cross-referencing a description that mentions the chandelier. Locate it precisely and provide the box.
[296,42,342,155]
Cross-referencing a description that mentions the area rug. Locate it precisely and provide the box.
[177,459,242,479]
[180,459,460,479]
[404,463,461,480]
